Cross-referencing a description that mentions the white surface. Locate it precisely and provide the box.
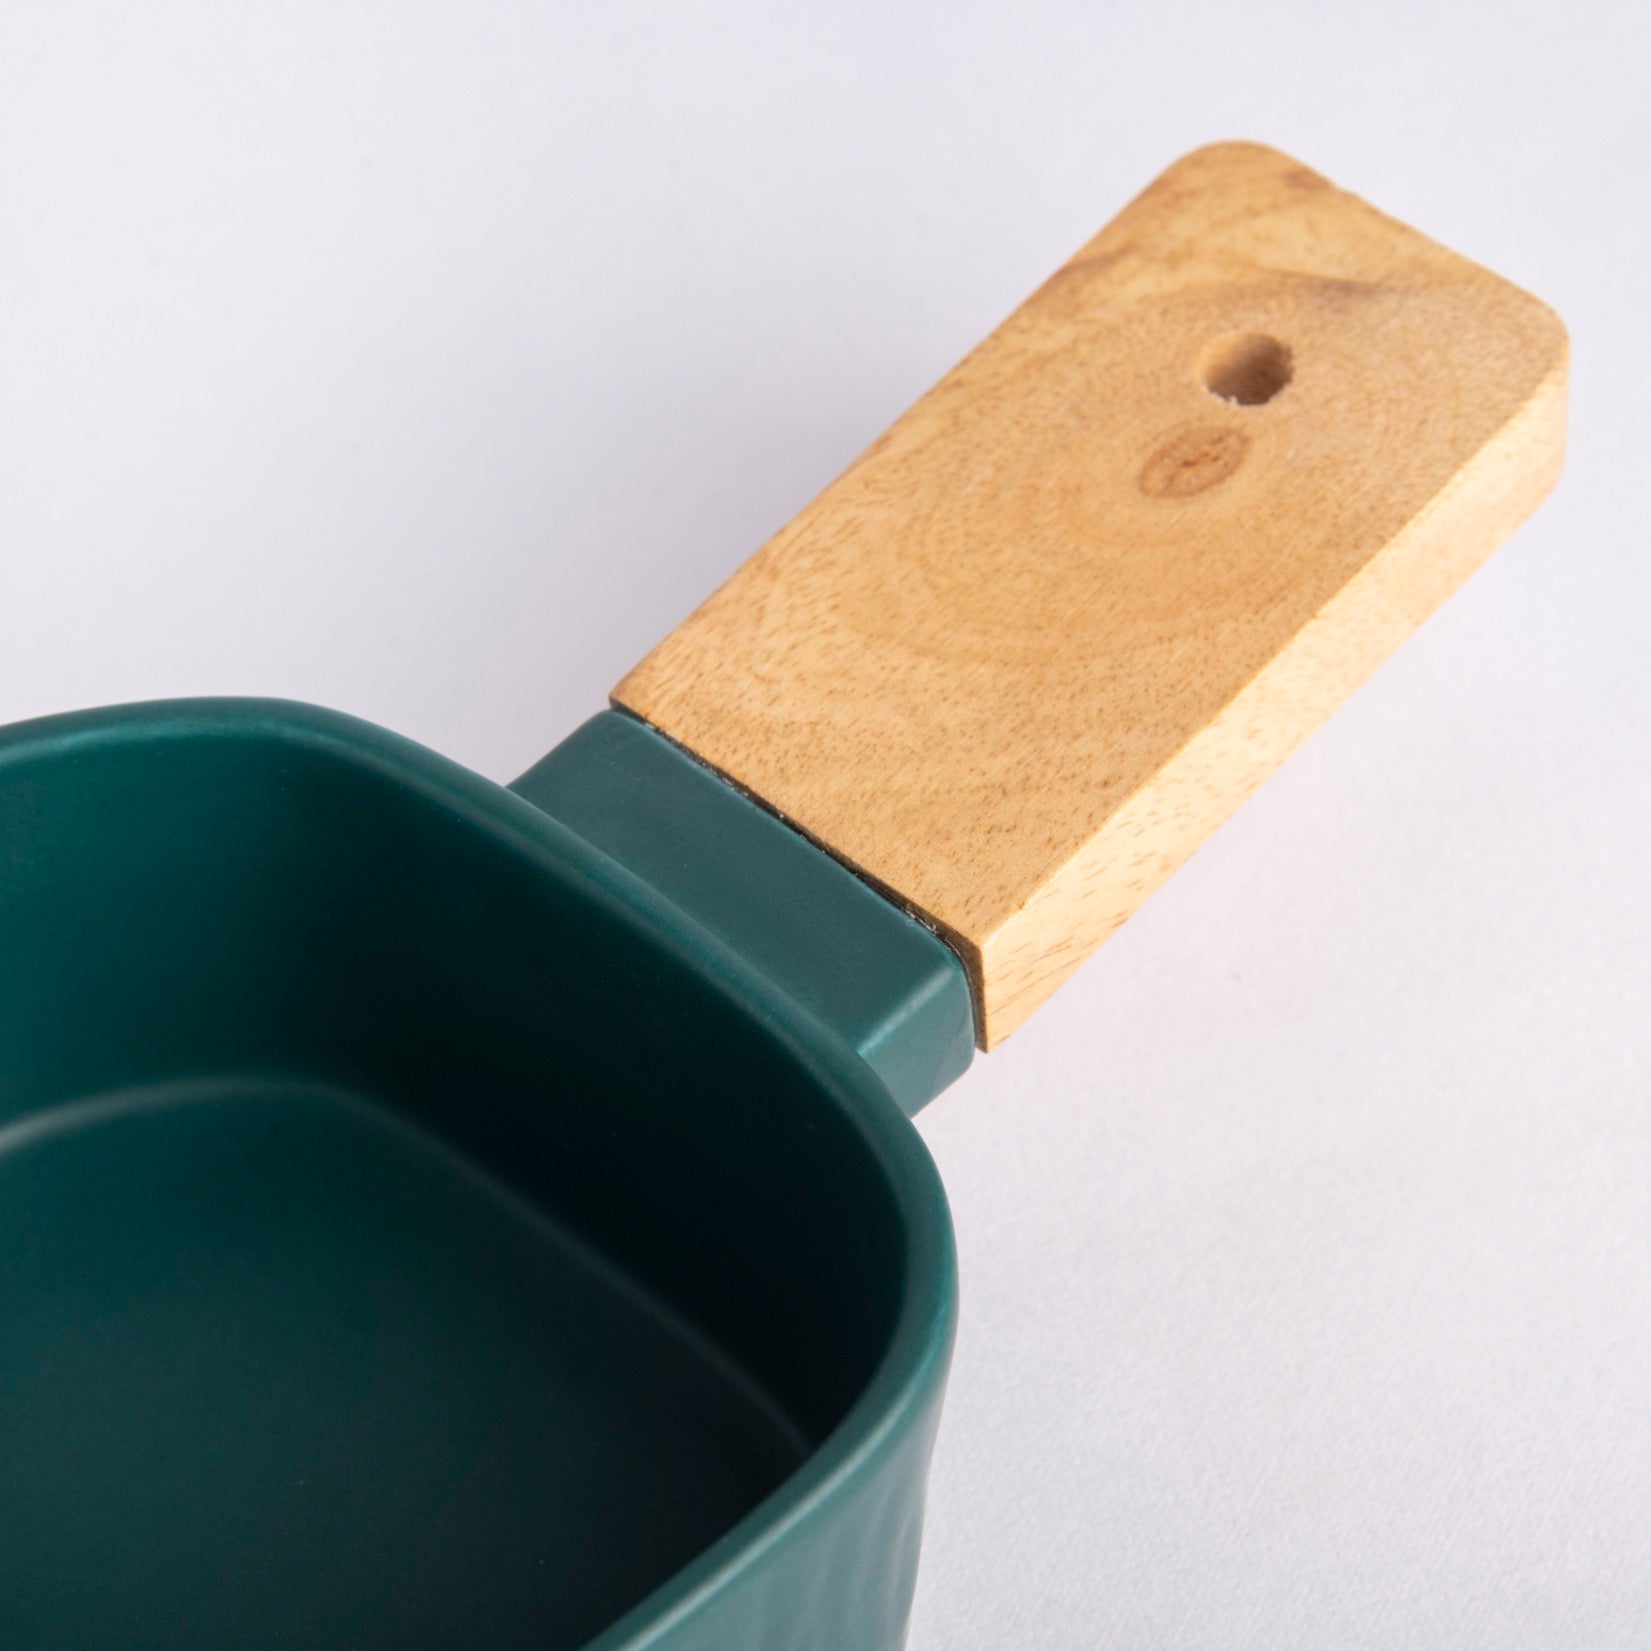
[3,6,1648,1647]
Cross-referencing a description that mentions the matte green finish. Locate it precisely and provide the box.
[0,700,956,1650]
[512,710,975,1115]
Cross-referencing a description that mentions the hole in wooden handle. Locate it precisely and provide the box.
[1200,332,1292,405]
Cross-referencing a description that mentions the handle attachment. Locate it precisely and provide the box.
[616,143,1567,1047]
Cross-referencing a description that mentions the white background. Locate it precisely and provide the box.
[3,6,1648,1647]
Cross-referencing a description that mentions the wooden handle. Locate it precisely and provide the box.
[615,142,1567,1047]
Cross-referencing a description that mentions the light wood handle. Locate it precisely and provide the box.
[615,142,1567,1047]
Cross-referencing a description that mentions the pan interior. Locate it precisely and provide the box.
[0,705,913,1651]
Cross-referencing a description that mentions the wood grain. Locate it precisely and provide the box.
[615,142,1568,1047]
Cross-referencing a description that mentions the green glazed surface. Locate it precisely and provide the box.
[0,700,957,1650]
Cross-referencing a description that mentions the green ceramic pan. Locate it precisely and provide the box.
[0,146,1563,1650]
